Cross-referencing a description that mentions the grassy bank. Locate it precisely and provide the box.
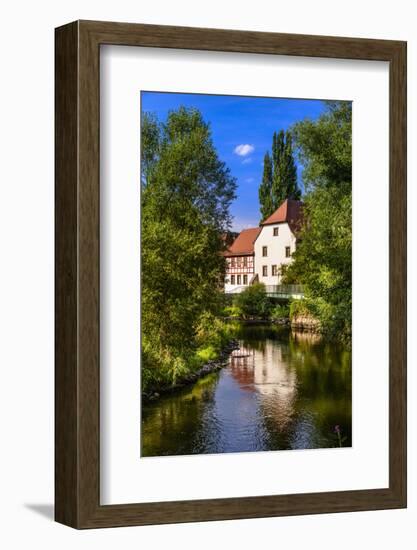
[142,313,237,394]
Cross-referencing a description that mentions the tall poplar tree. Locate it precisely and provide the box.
[271,130,286,209]
[258,152,273,221]
[283,132,300,200]
[259,129,301,221]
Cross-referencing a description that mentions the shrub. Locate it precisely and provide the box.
[142,338,189,391]
[289,298,322,333]
[289,298,312,319]
[223,304,243,319]
[195,312,229,349]
[234,283,271,319]
[196,345,218,363]
[270,303,290,320]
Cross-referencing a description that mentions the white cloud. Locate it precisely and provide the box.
[231,217,259,232]
[234,144,254,156]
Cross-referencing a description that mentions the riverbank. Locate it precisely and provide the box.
[225,286,327,333]
[223,316,288,324]
[223,315,318,330]
[142,338,240,403]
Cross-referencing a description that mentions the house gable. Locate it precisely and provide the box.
[261,198,303,236]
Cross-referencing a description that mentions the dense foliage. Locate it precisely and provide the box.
[282,101,352,341]
[233,283,271,319]
[259,129,301,221]
[270,302,290,320]
[141,107,237,390]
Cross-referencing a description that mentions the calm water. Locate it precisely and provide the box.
[141,324,352,457]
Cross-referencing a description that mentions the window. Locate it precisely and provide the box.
[285,246,291,258]
[237,275,241,285]
[273,227,279,236]
[243,274,248,285]
[262,265,268,277]
[231,258,236,267]
[231,275,235,285]
[272,265,278,276]
[243,257,247,267]
[262,246,268,257]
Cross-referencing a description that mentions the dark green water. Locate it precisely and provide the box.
[141,324,352,457]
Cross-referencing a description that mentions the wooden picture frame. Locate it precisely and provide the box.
[55,20,407,529]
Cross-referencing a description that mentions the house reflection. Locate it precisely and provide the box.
[229,347,255,387]
[229,340,298,430]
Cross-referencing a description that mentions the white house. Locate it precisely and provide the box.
[224,199,303,293]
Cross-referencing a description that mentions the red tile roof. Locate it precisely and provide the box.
[261,199,303,233]
[224,227,261,256]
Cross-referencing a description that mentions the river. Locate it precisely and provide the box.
[141,323,352,457]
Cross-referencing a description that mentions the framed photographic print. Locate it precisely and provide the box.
[55,20,407,528]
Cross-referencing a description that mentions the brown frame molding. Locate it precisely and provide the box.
[55,20,407,529]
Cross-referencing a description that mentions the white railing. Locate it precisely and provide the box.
[226,286,247,294]
[264,285,304,297]
[225,284,304,297]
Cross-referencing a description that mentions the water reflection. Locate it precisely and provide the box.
[141,324,351,457]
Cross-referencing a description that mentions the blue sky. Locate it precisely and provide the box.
[141,91,326,232]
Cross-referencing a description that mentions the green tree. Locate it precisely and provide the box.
[260,130,301,221]
[283,132,300,200]
[271,130,286,209]
[283,101,352,341]
[141,107,237,388]
[259,152,273,222]
[141,112,160,186]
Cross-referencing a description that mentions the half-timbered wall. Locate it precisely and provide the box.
[226,255,254,275]
[224,254,255,292]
